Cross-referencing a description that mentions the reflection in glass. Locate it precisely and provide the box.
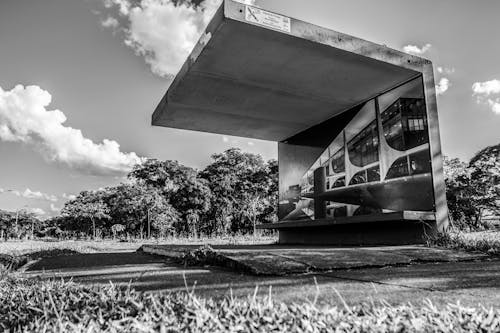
[386,156,409,179]
[332,176,345,188]
[409,149,431,175]
[353,206,382,216]
[348,120,379,167]
[366,165,380,182]
[334,206,347,217]
[349,170,367,185]
[381,98,429,151]
[330,148,345,174]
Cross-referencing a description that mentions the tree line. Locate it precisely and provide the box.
[444,143,500,231]
[1,144,498,240]
[42,148,276,239]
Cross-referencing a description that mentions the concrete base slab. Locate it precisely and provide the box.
[139,244,489,275]
[24,251,500,308]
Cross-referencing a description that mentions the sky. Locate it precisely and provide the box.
[1,0,499,218]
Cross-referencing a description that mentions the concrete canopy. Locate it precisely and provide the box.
[152,0,430,142]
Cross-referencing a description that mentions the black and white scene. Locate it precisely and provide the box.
[1,0,499,331]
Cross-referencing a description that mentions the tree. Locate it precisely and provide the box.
[111,224,125,239]
[109,183,174,238]
[443,146,500,231]
[468,144,500,227]
[443,156,476,229]
[201,148,277,235]
[151,206,181,238]
[129,159,212,237]
[62,194,110,239]
[128,159,194,194]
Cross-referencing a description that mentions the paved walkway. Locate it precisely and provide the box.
[23,247,500,308]
[140,244,489,275]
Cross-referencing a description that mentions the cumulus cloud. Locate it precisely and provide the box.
[103,0,131,15]
[0,84,144,175]
[472,79,500,114]
[437,66,455,75]
[13,188,58,202]
[101,16,119,29]
[100,0,255,77]
[29,207,46,216]
[50,203,62,212]
[403,43,432,56]
[436,77,451,96]
[62,193,77,201]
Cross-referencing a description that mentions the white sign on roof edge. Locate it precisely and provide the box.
[245,5,291,33]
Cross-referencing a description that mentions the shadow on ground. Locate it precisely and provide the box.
[24,250,500,308]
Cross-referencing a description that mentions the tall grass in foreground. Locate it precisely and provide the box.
[427,231,500,255]
[1,275,499,332]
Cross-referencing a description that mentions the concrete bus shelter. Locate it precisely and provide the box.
[152,0,449,245]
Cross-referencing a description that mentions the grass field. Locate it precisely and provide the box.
[1,274,499,332]
[1,232,499,332]
[0,235,277,256]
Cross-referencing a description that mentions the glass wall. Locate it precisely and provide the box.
[278,76,435,221]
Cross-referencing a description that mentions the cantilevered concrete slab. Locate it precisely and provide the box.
[152,0,428,142]
[152,0,449,244]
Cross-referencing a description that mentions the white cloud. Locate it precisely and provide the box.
[437,66,455,75]
[99,0,222,77]
[436,77,450,96]
[403,43,432,56]
[101,16,119,29]
[0,84,144,175]
[472,79,500,114]
[62,193,77,201]
[29,207,46,216]
[50,203,61,212]
[104,0,131,15]
[18,188,58,202]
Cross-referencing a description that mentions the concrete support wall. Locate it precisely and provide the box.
[278,221,436,245]
[422,64,449,234]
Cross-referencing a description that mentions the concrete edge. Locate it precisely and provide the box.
[138,245,495,276]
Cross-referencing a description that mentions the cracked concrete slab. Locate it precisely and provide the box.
[139,244,490,275]
[24,251,500,308]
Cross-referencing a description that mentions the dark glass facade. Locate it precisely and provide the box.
[278,76,435,221]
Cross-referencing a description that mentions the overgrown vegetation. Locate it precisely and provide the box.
[427,231,500,255]
[444,143,500,231]
[1,275,499,333]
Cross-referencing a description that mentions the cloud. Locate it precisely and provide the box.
[29,207,46,216]
[50,203,61,212]
[436,77,451,96]
[222,136,229,143]
[247,141,254,146]
[472,79,500,114]
[437,66,455,75]
[17,188,58,202]
[99,0,231,77]
[403,43,432,56]
[62,193,77,201]
[103,0,131,15]
[0,84,144,175]
[101,16,119,29]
